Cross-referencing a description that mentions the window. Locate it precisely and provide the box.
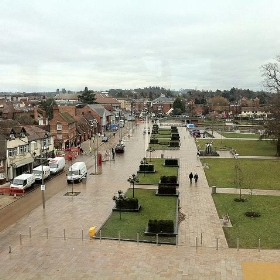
[19,145,29,154]
[9,133,15,140]
[20,131,26,138]
[8,148,17,157]
[57,123,62,131]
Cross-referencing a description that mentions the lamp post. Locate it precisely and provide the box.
[41,133,48,210]
[69,155,74,194]
[127,174,139,198]
[113,190,124,220]
[148,147,155,162]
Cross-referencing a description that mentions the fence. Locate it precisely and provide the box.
[0,226,267,255]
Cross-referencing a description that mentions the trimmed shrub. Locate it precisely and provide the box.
[150,138,159,144]
[158,185,177,194]
[139,164,155,172]
[160,175,177,184]
[171,134,180,141]
[169,141,180,147]
[148,219,174,233]
[164,159,179,166]
[115,197,139,209]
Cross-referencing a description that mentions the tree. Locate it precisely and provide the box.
[78,87,96,104]
[261,55,280,156]
[172,97,186,115]
[38,98,56,120]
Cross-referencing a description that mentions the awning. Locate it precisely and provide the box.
[12,158,33,168]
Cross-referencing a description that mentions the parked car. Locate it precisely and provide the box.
[102,136,108,142]
[115,143,125,153]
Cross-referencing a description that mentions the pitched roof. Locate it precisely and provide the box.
[95,93,120,105]
[152,94,174,104]
[87,104,111,117]
[60,112,76,124]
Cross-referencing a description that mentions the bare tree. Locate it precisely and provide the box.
[261,55,280,156]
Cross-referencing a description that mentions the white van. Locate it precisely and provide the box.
[67,161,87,184]
[10,173,36,189]
[119,119,125,128]
[49,157,65,174]
[33,165,51,182]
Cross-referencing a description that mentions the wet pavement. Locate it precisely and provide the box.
[0,123,280,279]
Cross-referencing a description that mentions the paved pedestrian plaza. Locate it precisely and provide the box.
[0,123,280,279]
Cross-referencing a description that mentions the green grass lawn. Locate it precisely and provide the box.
[221,132,260,139]
[136,158,179,184]
[213,193,280,249]
[196,138,276,156]
[96,188,178,244]
[201,158,280,190]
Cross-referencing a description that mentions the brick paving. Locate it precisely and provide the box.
[0,124,280,279]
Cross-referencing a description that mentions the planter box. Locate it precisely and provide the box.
[164,159,179,167]
[159,176,179,187]
[112,205,141,212]
[138,164,156,173]
[144,220,176,237]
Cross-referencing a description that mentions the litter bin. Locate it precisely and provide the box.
[212,186,216,194]
[161,154,164,158]
[89,227,96,238]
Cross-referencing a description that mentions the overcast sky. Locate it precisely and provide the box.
[0,0,279,93]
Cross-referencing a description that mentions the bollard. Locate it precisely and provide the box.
[258,238,261,252]
[46,228,48,239]
[64,229,66,240]
[118,231,121,243]
[82,229,84,241]
[237,238,239,251]
[20,234,22,245]
[9,245,11,253]
[216,238,219,250]
[156,234,159,245]
[29,226,31,238]
[99,230,102,242]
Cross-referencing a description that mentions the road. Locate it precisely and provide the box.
[0,122,139,232]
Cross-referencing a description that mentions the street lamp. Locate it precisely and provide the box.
[127,174,139,198]
[41,132,49,209]
[113,190,125,220]
[148,147,155,162]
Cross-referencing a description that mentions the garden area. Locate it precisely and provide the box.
[201,158,280,190]
[95,188,178,245]
[198,135,280,249]
[95,157,180,245]
[213,194,280,249]
[148,126,180,150]
[196,138,276,156]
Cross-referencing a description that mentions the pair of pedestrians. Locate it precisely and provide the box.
[189,172,198,184]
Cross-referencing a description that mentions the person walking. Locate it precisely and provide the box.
[189,172,193,184]
[194,173,198,184]
[111,147,115,160]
